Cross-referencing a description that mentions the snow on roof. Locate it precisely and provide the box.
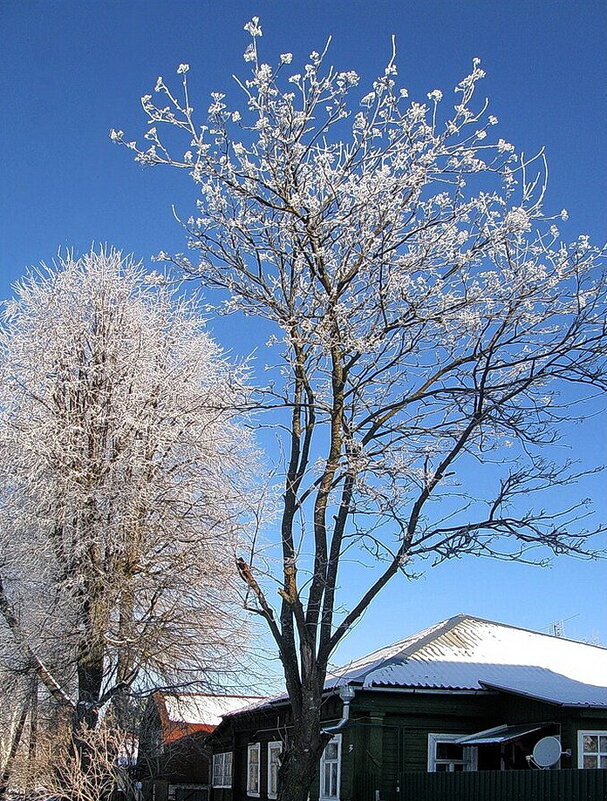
[221,694,279,718]
[326,614,607,707]
[161,694,265,727]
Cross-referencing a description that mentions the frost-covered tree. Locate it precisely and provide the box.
[114,22,607,801]
[0,249,255,769]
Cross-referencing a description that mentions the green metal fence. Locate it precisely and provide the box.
[395,769,607,801]
[352,770,607,801]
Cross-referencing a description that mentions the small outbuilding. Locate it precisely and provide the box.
[137,692,263,801]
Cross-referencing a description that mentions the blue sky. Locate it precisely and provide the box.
[1,0,606,661]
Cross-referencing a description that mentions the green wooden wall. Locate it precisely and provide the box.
[207,689,607,801]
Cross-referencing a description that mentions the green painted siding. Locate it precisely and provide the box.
[208,690,607,801]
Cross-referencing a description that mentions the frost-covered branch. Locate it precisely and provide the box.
[0,249,258,772]
[115,21,607,800]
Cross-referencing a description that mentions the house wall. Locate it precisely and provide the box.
[562,708,607,768]
[211,710,285,801]
[209,691,493,801]
[209,691,607,801]
[137,697,212,796]
[491,691,607,768]
[344,690,493,801]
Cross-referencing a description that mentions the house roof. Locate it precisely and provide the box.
[325,614,607,708]
[155,693,265,742]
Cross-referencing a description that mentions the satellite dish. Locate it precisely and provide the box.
[532,736,562,768]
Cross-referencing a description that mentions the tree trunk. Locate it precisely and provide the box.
[277,684,328,801]
[73,609,105,775]
[0,695,30,799]
[76,646,104,731]
[113,586,136,731]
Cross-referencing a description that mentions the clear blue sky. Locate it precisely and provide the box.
[1,0,606,661]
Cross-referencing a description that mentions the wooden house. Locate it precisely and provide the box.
[137,692,263,801]
[208,614,607,801]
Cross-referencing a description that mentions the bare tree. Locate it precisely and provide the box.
[115,22,607,801]
[0,248,256,784]
[34,717,138,801]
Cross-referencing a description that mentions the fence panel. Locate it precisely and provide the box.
[393,770,607,801]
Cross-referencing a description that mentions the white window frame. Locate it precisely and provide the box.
[267,740,282,799]
[427,733,478,772]
[320,734,342,800]
[212,751,232,789]
[247,742,261,797]
[577,730,607,769]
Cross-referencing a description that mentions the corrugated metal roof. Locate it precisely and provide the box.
[326,614,607,707]
[456,723,547,745]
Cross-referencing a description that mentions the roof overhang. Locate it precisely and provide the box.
[479,680,607,709]
[456,723,549,746]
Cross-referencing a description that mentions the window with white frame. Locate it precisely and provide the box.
[267,741,282,799]
[427,733,477,772]
[578,731,607,769]
[247,742,261,796]
[212,751,232,788]
[320,734,341,800]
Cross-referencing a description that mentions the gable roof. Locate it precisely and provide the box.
[154,693,264,743]
[326,614,607,708]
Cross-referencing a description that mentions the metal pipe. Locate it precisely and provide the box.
[321,685,355,735]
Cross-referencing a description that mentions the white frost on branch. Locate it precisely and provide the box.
[0,248,258,722]
[113,34,607,797]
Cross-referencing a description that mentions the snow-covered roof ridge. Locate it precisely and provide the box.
[328,616,458,681]
[326,613,607,707]
[447,613,607,652]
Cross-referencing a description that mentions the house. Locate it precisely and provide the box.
[208,614,607,801]
[137,692,264,801]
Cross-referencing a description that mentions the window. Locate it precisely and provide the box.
[267,741,282,799]
[212,752,232,788]
[320,734,341,800]
[428,733,477,772]
[247,742,261,796]
[578,730,607,769]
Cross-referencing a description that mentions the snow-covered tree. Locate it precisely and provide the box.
[0,248,255,773]
[115,23,607,801]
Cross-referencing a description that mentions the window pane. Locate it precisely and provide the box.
[437,743,463,760]
[224,752,232,786]
[269,765,278,793]
[248,746,259,792]
[269,745,280,795]
[322,763,330,794]
[599,736,607,752]
[330,762,338,795]
[325,742,338,760]
[584,736,598,753]
[321,737,340,798]
[600,756,607,769]
[584,755,598,769]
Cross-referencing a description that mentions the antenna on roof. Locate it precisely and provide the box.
[545,613,579,638]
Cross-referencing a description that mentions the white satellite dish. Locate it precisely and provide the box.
[532,736,562,768]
